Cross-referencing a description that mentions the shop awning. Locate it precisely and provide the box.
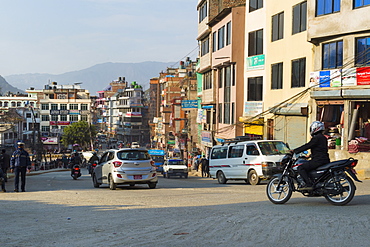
[270,103,308,116]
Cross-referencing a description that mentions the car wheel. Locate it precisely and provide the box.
[148,183,157,189]
[167,174,171,179]
[184,174,188,179]
[92,174,101,188]
[109,174,117,190]
[248,170,260,185]
[163,173,166,178]
[217,171,227,184]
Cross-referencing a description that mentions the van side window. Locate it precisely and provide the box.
[246,145,259,155]
[211,146,228,159]
[228,145,244,158]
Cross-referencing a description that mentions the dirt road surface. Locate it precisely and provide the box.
[1,170,370,247]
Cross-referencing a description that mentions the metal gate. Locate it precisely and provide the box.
[274,116,307,149]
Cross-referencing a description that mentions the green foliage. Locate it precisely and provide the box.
[61,121,97,148]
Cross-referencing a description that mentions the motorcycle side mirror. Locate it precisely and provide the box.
[303,151,308,154]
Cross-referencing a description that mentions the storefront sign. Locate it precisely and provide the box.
[356,67,370,85]
[69,110,80,115]
[181,100,198,109]
[342,68,357,86]
[201,131,212,146]
[50,110,60,115]
[244,102,263,117]
[50,121,70,126]
[246,54,265,71]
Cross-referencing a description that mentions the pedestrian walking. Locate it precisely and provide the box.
[0,166,6,192]
[201,155,209,178]
[0,149,10,182]
[10,142,31,192]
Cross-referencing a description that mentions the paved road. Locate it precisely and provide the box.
[1,170,370,247]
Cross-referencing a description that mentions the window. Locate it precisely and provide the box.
[218,26,225,50]
[11,102,16,107]
[203,71,212,90]
[199,1,208,23]
[248,77,263,101]
[218,103,223,123]
[248,29,263,56]
[41,115,50,121]
[323,40,343,69]
[26,113,31,118]
[81,115,88,121]
[226,21,231,46]
[69,104,78,110]
[41,126,50,132]
[354,0,370,8]
[293,1,307,34]
[218,69,223,88]
[210,146,228,159]
[224,103,230,124]
[17,102,21,107]
[356,36,370,66]
[272,12,284,41]
[291,58,306,88]
[316,0,340,16]
[212,32,217,52]
[231,102,235,124]
[60,104,67,110]
[41,104,49,110]
[81,104,88,111]
[228,145,244,158]
[232,65,236,86]
[201,36,210,56]
[249,0,263,12]
[50,104,58,110]
[60,115,67,121]
[247,145,260,155]
[271,62,283,89]
[70,115,79,122]
[51,115,58,121]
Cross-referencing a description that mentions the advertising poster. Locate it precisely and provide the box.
[309,71,320,87]
[319,71,331,87]
[356,67,370,85]
[341,68,357,86]
[330,69,342,87]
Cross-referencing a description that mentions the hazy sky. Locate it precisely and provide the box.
[0,0,198,76]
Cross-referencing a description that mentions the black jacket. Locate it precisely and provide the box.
[293,132,330,166]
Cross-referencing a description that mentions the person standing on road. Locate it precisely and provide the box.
[0,149,10,182]
[10,142,31,192]
[201,155,209,178]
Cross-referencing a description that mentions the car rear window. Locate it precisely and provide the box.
[168,160,184,165]
[117,150,150,160]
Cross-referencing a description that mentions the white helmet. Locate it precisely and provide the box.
[17,141,25,146]
[310,121,325,135]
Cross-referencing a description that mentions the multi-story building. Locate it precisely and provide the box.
[27,82,92,141]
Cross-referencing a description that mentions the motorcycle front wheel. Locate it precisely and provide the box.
[266,176,292,204]
[324,175,355,206]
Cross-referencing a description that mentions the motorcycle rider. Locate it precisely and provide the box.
[291,121,330,190]
[70,152,82,176]
[88,152,99,174]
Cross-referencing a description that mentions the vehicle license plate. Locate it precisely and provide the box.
[134,175,142,179]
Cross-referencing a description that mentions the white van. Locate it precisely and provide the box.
[209,139,289,185]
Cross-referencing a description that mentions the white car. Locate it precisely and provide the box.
[92,148,158,190]
[131,142,140,148]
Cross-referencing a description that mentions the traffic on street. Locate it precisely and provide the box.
[1,169,370,247]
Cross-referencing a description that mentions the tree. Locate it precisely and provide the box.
[61,121,97,150]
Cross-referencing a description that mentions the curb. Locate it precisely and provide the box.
[6,168,70,179]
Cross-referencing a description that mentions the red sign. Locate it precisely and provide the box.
[50,121,71,126]
[356,67,370,85]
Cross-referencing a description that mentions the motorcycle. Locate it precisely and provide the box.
[266,152,361,206]
[71,165,82,180]
[88,162,98,176]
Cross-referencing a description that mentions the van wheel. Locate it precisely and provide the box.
[248,170,260,185]
[217,171,227,184]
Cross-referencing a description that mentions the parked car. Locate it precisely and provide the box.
[163,158,188,178]
[92,148,158,190]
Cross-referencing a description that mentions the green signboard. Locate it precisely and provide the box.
[246,54,265,71]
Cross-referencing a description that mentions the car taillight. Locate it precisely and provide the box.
[150,160,155,166]
[152,173,156,177]
[113,161,122,168]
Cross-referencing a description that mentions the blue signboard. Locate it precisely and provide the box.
[148,149,166,156]
[181,100,198,109]
[319,71,331,87]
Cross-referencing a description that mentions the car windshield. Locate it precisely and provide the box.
[117,150,150,160]
[168,160,184,165]
[257,141,290,155]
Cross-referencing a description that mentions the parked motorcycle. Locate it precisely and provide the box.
[266,152,361,206]
[71,165,82,180]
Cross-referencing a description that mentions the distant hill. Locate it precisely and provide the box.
[3,61,175,95]
[0,75,24,95]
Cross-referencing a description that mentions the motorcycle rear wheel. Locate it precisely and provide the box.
[266,176,292,204]
[324,175,355,206]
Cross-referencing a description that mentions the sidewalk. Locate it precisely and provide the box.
[6,168,69,179]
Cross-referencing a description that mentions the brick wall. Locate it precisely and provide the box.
[209,0,246,20]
